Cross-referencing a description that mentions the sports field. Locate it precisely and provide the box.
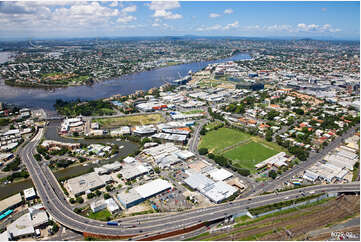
[224,141,279,172]
[198,127,250,153]
[95,113,165,128]
[199,127,286,173]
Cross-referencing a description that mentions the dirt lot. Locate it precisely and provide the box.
[189,195,360,241]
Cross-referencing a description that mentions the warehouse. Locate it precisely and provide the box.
[0,193,23,214]
[105,198,120,214]
[202,181,238,203]
[7,213,34,240]
[90,199,107,213]
[66,172,105,196]
[184,171,237,203]
[119,163,151,181]
[208,168,233,181]
[135,179,173,199]
[117,189,144,209]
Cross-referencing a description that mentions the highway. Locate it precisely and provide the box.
[20,127,360,238]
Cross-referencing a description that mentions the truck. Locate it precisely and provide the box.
[107,221,118,226]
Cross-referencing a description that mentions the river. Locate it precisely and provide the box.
[0,53,251,110]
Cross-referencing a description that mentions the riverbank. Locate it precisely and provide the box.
[0,53,251,110]
[2,53,236,90]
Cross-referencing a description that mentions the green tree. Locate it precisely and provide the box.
[268,170,277,179]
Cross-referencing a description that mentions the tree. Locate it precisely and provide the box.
[104,193,111,199]
[95,190,101,197]
[237,168,250,177]
[76,197,84,204]
[268,170,277,179]
[34,153,42,162]
[154,166,160,174]
[265,130,273,142]
[198,148,208,155]
[69,198,76,204]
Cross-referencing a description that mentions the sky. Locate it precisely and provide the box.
[0,1,359,40]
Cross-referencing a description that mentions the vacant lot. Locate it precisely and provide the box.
[188,195,360,241]
[198,127,250,153]
[95,113,165,128]
[87,209,112,221]
[224,141,279,172]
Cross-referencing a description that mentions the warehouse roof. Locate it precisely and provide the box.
[67,172,105,195]
[208,168,233,181]
[135,179,172,199]
[7,213,34,239]
[0,193,22,213]
[184,172,214,190]
[117,189,143,205]
[202,181,238,203]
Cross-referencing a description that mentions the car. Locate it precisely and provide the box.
[284,196,289,200]
[100,224,105,227]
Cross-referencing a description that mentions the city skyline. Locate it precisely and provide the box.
[0,1,359,41]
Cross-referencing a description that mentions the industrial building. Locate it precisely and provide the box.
[117,189,144,209]
[90,199,107,213]
[66,172,106,196]
[184,171,237,203]
[119,162,151,181]
[117,179,172,209]
[0,193,23,214]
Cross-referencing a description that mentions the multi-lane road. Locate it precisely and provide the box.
[19,127,360,239]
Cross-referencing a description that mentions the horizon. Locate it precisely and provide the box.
[0,1,359,41]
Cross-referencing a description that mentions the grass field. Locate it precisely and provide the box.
[198,127,286,173]
[224,141,279,172]
[198,127,250,153]
[87,209,112,221]
[95,113,165,128]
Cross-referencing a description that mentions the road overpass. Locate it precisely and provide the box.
[20,128,360,239]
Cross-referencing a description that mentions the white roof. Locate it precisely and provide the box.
[0,231,9,241]
[31,210,48,228]
[105,198,120,212]
[202,181,238,203]
[90,199,106,210]
[123,156,136,164]
[208,168,233,181]
[135,179,173,199]
[7,213,34,238]
[175,150,195,160]
[24,187,36,199]
[184,172,214,190]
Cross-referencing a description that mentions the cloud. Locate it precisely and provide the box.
[196,24,222,31]
[117,15,136,23]
[241,23,341,34]
[197,21,238,31]
[296,23,340,32]
[209,13,220,18]
[109,1,121,8]
[122,5,136,13]
[224,21,239,30]
[147,1,182,19]
[224,8,233,14]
